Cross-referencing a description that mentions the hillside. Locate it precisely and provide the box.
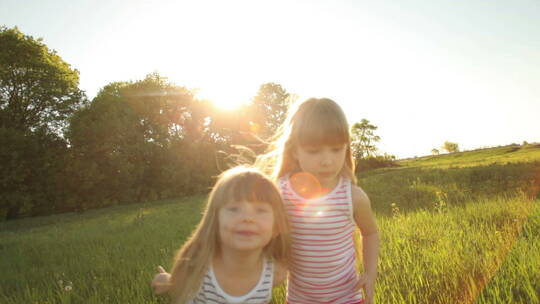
[359,144,540,216]
[397,143,540,169]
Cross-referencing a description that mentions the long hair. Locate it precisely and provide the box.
[255,97,356,184]
[167,166,291,303]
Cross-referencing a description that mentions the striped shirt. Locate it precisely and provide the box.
[279,176,363,304]
[188,257,274,304]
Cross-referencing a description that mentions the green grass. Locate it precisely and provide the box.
[0,196,207,304]
[2,145,540,303]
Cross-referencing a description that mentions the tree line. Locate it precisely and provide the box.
[0,26,389,220]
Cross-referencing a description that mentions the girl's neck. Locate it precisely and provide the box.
[212,248,265,297]
[319,176,339,192]
[214,248,264,275]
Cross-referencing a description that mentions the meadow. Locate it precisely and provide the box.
[1,144,539,303]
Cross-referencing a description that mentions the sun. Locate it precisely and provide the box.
[195,84,251,111]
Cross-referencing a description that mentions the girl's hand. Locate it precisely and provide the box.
[151,265,171,295]
[356,272,376,304]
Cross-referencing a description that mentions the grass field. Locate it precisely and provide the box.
[1,144,539,303]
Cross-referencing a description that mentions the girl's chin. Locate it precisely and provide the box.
[222,240,269,252]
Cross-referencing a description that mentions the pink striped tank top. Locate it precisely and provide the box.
[279,176,363,304]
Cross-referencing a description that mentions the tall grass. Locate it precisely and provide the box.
[373,196,538,303]
[475,202,540,304]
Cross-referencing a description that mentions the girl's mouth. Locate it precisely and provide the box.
[236,230,257,236]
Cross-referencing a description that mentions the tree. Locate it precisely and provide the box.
[351,119,381,160]
[66,73,217,209]
[0,26,85,133]
[431,148,440,155]
[442,141,459,153]
[0,127,69,219]
[248,83,295,139]
[0,27,85,220]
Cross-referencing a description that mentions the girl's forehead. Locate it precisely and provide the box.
[295,121,348,147]
[218,174,282,207]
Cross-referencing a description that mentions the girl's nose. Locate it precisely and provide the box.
[241,205,256,222]
[320,152,332,166]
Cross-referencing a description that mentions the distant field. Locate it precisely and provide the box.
[398,143,540,169]
[1,145,539,303]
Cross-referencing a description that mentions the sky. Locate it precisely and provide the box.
[2,0,539,159]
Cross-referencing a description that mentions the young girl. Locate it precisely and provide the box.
[256,97,380,304]
[151,166,291,304]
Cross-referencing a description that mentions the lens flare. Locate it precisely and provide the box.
[290,172,322,199]
[290,172,331,216]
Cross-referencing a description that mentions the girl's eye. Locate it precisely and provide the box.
[253,202,272,213]
[332,147,343,152]
[226,207,239,212]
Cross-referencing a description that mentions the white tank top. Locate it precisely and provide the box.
[188,257,274,304]
[279,176,363,303]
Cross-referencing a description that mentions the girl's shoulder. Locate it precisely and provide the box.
[351,184,371,209]
[350,183,370,204]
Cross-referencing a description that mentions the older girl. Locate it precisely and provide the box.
[256,98,380,304]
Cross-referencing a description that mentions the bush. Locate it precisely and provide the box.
[356,154,398,173]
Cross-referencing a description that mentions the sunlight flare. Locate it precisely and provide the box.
[195,85,251,111]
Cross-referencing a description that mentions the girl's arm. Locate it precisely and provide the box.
[352,185,380,304]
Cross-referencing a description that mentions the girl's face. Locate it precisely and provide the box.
[294,143,347,189]
[218,200,275,253]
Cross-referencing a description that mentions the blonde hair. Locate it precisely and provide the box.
[167,166,291,303]
[256,97,356,183]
